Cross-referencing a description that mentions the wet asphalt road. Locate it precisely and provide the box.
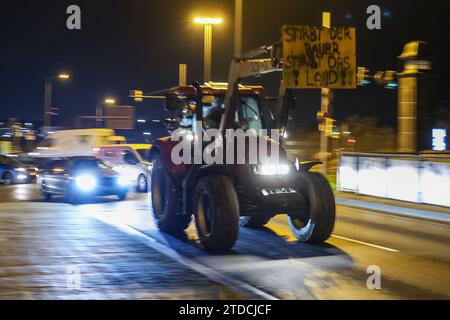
[0,183,449,299]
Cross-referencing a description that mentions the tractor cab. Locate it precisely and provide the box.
[163,82,274,134]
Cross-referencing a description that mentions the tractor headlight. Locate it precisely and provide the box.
[256,164,290,176]
[15,167,26,172]
[75,175,97,191]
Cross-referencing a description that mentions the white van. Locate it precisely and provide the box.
[30,129,126,158]
[95,144,152,193]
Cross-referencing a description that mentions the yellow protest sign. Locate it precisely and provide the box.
[282,26,357,89]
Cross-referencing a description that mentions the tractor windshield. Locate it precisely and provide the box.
[202,95,270,132]
[175,94,274,135]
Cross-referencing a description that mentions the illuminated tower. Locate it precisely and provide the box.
[397,41,433,153]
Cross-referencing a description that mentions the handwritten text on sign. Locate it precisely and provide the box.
[283,26,357,89]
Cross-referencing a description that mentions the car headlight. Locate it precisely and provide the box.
[118,175,131,187]
[256,164,290,176]
[75,175,97,191]
[15,167,26,172]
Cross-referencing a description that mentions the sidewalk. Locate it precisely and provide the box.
[335,192,450,224]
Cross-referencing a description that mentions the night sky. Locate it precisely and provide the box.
[1,0,449,128]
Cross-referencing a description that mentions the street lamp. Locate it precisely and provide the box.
[104,98,116,105]
[96,98,116,128]
[194,17,223,82]
[44,73,70,127]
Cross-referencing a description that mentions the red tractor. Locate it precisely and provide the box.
[146,45,336,251]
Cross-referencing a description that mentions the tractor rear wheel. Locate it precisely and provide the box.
[150,154,191,232]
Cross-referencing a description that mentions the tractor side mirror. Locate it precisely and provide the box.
[165,93,182,111]
[162,118,178,132]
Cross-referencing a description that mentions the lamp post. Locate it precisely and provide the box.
[234,0,243,56]
[96,98,116,128]
[43,73,70,127]
[194,17,223,82]
[320,12,331,175]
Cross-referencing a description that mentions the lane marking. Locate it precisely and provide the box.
[263,216,400,253]
[331,234,399,253]
[88,211,278,300]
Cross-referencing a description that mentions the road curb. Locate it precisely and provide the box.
[336,198,450,225]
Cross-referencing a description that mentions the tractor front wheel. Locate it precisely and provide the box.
[288,172,336,243]
[194,175,240,251]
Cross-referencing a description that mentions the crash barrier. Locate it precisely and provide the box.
[337,152,450,207]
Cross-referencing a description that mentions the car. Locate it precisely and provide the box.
[0,155,38,185]
[17,156,55,171]
[30,128,126,158]
[37,156,129,203]
[95,144,152,193]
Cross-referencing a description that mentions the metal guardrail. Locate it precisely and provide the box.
[340,151,450,161]
[337,152,450,207]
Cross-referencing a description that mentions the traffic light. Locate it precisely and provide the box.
[129,89,144,102]
[325,117,336,136]
[317,111,330,125]
[374,70,398,89]
[317,111,336,136]
[357,67,371,86]
[358,68,398,89]
[384,70,398,89]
